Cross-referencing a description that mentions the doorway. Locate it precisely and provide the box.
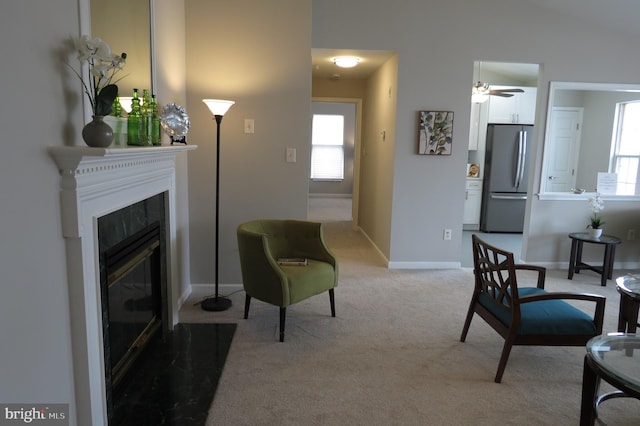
[544,107,584,192]
[462,61,540,265]
[308,99,361,226]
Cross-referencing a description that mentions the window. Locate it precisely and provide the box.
[310,114,344,180]
[611,101,640,195]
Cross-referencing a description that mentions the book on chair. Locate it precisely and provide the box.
[277,258,308,266]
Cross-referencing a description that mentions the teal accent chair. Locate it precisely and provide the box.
[461,234,606,382]
[237,220,338,342]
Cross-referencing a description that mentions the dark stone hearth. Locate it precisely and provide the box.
[111,323,236,425]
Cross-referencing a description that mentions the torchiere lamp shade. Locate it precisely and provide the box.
[203,99,235,116]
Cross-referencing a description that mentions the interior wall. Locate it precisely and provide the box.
[185,0,312,285]
[312,77,366,99]
[359,54,399,259]
[577,92,640,191]
[1,0,89,421]
[153,0,191,308]
[313,0,640,267]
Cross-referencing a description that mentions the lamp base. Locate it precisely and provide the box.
[201,296,232,312]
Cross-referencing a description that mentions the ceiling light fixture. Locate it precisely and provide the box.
[333,56,360,68]
[471,61,489,103]
[471,82,490,104]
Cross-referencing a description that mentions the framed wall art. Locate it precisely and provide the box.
[417,110,454,155]
[467,163,480,178]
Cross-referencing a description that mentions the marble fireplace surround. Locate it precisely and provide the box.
[49,145,195,424]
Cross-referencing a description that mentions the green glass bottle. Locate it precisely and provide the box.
[127,88,143,146]
[112,96,122,118]
[141,89,152,145]
[150,95,161,145]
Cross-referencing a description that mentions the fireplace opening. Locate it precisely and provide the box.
[99,219,166,419]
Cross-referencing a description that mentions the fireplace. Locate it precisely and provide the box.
[98,193,168,418]
[49,145,195,424]
[101,222,163,390]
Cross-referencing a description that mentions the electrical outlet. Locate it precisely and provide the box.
[443,229,452,240]
[628,229,636,240]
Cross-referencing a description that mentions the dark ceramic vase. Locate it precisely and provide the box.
[82,115,114,148]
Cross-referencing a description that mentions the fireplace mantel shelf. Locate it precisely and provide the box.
[49,145,197,175]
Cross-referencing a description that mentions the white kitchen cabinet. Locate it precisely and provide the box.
[463,179,483,226]
[468,101,488,150]
[487,86,537,124]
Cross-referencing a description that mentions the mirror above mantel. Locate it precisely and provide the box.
[539,81,640,200]
[89,0,153,99]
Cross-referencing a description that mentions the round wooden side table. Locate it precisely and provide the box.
[568,232,621,286]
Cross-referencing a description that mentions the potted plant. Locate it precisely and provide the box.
[587,194,605,238]
[67,35,127,147]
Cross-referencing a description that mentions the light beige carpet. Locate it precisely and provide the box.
[180,221,640,425]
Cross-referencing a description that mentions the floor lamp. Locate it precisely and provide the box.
[201,99,235,312]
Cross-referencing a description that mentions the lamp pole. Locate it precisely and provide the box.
[201,99,235,312]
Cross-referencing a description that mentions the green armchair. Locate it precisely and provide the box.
[236,219,338,342]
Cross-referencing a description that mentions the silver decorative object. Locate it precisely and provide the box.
[160,103,190,144]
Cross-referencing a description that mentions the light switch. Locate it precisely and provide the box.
[286,148,296,163]
[244,119,255,134]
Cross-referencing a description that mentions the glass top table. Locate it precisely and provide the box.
[617,275,640,301]
[616,275,640,333]
[580,333,640,425]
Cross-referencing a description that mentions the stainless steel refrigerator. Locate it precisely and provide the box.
[480,124,533,233]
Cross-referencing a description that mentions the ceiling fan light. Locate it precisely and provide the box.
[333,56,360,68]
[471,86,490,103]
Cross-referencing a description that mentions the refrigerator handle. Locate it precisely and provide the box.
[515,131,524,188]
[520,131,527,186]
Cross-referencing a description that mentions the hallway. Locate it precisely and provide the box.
[309,196,523,268]
[307,196,352,223]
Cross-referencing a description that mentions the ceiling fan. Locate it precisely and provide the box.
[471,61,524,103]
[472,81,524,98]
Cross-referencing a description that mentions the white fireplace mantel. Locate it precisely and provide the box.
[49,145,196,425]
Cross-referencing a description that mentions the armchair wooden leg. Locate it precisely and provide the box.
[495,339,515,383]
[460,300,476,342]
[244,294,251,319]
[329,288,336,317]
[279,307,286,342]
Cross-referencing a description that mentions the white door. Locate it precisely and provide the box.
[545,107,583,192]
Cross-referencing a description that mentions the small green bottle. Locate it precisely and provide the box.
[141,89,152,145]
[127,89,143,146]
[112,96,122,118]
[150,95,161,146]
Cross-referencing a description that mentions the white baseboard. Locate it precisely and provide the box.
[189,283,244,297]
[359,227,461,269]
[358,228,390,265]
[387,261,462,269]
[308,193,352,199]
[516,261,640,270]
